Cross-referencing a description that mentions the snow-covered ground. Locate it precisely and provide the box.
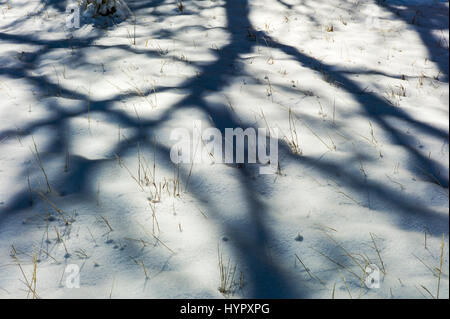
[0,0,448,299]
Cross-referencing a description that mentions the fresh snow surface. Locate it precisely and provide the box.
[0,0,448,299]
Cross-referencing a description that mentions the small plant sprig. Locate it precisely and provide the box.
[218,245,238,297]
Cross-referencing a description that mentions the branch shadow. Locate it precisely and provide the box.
[0,0,448,298]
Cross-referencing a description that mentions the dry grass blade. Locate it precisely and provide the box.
[339,270,352,299]
[109,275,115,299]
[311,246,360,280]
[30,137,51,193]
[370,233,386,274]
[421,284,435,299]
[37,190,69,225]
[100,216,113,232]
[437,234,445,299]
[331,282,336,299]
[295,254,325,285]
[114,154,145,191]
[141,258,150,279]
[218,245,238,297]
[152,234,175,254]
[323,231,364,273]
[412,253,438,276]
[14,256,39,299]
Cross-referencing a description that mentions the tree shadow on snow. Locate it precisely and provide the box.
[0,0,448,298]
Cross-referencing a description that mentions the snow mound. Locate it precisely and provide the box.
[77,0,132,26]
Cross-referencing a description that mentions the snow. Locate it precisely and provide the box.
[0,0,448,299]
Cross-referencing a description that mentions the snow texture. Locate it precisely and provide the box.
[0,0,448,299]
